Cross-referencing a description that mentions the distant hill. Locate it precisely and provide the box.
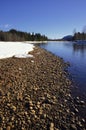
[62,35,73,41]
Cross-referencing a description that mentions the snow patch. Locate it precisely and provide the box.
[0,42,34,59]
[14,54,33,58]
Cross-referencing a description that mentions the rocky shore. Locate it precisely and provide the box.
[0,47,86,130]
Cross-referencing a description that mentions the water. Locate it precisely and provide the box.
[38,41,86,96]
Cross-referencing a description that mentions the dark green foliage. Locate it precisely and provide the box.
[73,32,86,40]
[0,29,48,41]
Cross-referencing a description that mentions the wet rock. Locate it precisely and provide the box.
[81,118,85,123]
[77,121,83,127]
[80,100,85,105]
[74,108,79,113]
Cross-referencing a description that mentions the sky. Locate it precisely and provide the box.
[0,0,86,39]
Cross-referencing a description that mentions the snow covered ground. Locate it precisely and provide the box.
[0,42,34,59]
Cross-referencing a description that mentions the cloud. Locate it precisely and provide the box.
[0,24,12,29]
[4,24,11,28]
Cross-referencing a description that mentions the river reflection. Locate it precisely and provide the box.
[73,43,86,54]
[38,41,86,95]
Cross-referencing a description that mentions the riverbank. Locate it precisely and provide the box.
[24,41,48,44]
[0,47,86,130]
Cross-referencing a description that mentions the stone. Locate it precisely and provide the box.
[0,47,86,130]
[78,121,83,127]
[29,100,33,106]
[70,124,77,130]
[31,110,35,115]
[74,108,79,113]
[12,105,16,111]
[0,127,3,130]
[6,126,11,130]
[50,123,54,130]
[80,100,85,105]
[11,117,14,121]
[81,118,85,123]
[19,67,22,71]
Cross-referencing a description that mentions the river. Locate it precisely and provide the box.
[37,41,86,97]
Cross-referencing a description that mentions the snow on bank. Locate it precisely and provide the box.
[24,41,48,44]
[0,42,34,59]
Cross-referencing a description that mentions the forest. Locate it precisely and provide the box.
[73,32,86,40]
[0,29,48,41]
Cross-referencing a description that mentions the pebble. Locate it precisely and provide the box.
[74,108,79,113]
[6,126,11,130]
[80,100,85,105]
[19,67,22,71]
[43,114,47,118]
[50,123,54,130]
[0,128,3,130]
[70,124,77,130]
[39,108,43,115]
[11,105,16,111]
[81,118,85,123]
[31,110,35,115]
[11,117,14,121]
[0,47,86,130]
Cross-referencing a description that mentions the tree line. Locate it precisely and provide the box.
[0,29,48,41]
[73,26,86,41]
[73,32,86,40]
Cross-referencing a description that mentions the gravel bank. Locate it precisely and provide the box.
[0,47,86,130]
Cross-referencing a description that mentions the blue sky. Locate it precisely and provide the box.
[0,0,86,39]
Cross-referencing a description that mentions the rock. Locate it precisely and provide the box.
[81,118,85,123]
[31,60,34,63]
[70,124,77,130]
[21,127,25,130]
[66,109,70,113]
[29,100,33,106]
[19,67,22,71]
[0,89,4,96]
[11,105,16,111]
[17,92,23,100]
[37,101,41,108]
[6,126,11,130]
[39,107,43,115]
[78,121,83,127]
[50,123,54,130]
[71,112,75,116]
[31,110,35,115]
[11,117,15,121]
[80,100,85,105]
[43,114,47,118]
[24,111,28,116]
[76,96,79,100]
[0,47,86,130]
[74,108,79,113]
[30,106,33,110]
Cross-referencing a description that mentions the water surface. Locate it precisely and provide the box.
[38,41,86,95]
